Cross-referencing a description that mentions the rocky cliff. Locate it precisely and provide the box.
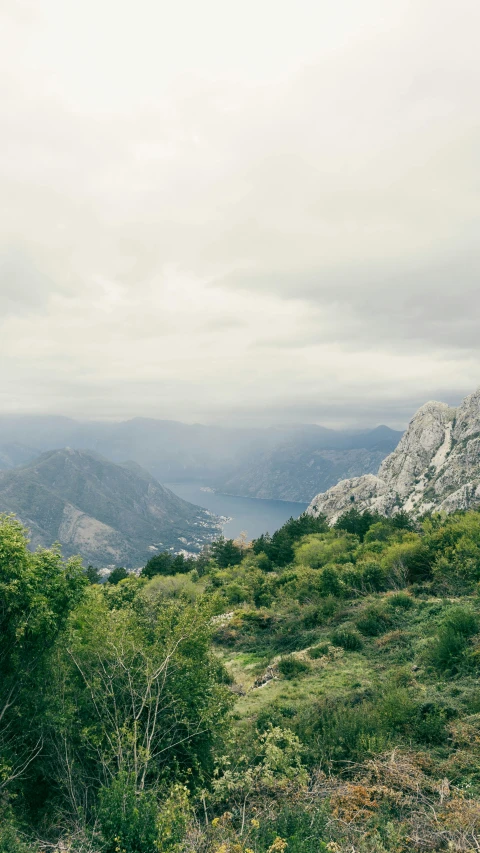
[307,389,480,522]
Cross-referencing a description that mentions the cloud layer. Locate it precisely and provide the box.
[1,0,479,427]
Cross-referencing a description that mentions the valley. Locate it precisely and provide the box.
[165,481,309,540]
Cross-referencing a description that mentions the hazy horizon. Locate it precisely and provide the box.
[2,1,479,428]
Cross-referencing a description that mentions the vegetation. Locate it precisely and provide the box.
[5,504,480,851]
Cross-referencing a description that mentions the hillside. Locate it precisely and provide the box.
[5,499,480,852]
[0,449,220,566]
[308,387,480,521]
[217,425,402,501]
[0,442,38,470]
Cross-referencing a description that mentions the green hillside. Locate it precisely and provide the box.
[3,506,480,851]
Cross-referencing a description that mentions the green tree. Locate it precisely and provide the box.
[47,586,231,820]
[0,515,86,810]
[210,537,243,568]
[252,514,328,567]
[107,566,129,584]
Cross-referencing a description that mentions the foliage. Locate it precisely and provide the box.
[278,656,310,679]
[98,772,159,853]
[107,565,129,584]
[356,605,393,636]
[330,627,363,651]
[210,537,244,569]
[142,550,201,579]
[7,507,480,851]
[427,607,479,674]
[252,513,328,567]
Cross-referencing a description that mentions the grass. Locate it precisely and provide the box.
[217,592,480,733]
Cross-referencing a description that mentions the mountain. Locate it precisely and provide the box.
[0,416,281,483]
[307,388,480,522]
[215,426,403,502]
[0,416,403,502]
[0,449,220,566]
[0,443,39,470]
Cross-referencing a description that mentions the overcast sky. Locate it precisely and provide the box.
[1,0,479,428]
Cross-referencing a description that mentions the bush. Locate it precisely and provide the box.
[300,698,389,766]
[278,656,311,680]
[428,627,470,674]
[444,607,479,637]
[330,628,363,651]
[388,591,414,609]
[356,605,392,637]
[99,772,159,853]
[427,608,479,674]
[0,821,32,853]
[302,605,324,628]
[359,560,388,592]
[256,804,328,853]
[308,643,331,659]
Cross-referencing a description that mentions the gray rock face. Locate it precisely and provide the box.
[307,389,480,522]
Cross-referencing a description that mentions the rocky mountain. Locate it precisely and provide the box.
[216,426,402,502]
[0,449,220,566]
[0,417,401,500]
[307,388,480,522]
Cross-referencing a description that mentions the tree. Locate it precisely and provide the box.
[252,514,328,567]
[210,537,243,568]
[107,566,129,584]
[142,551,174,578]
[334,508,383,541]
[85,564,101,584]
[0,515,86,807]
[47,586,232,823]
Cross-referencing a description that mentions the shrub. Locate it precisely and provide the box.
[107,566,129,584]
[308,643,331,659]
[356,605,392,637]
[302,605,324,628]
[360,560,388,592]
[444,607,479,637]
[388,591,414,609]
[255,804,328,853]
[321,596,339,617]
[330,628,363,651]
[413,703,448,745]
[155,784,191,853]
[428,627,471,674]
[427,608,479,674]
[0,821,32,853]
[278,656,311,679]
[99,772,159,853]
[300,698,389,766]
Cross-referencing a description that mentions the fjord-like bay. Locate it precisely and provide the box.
[165,482,308,540]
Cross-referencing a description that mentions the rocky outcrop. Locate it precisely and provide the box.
[307,389,480,522]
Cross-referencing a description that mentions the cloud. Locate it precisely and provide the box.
[0,0,479,426]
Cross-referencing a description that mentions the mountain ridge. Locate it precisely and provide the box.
[0,417,403,501]
[307,388,480,521]
[0,448,220,566]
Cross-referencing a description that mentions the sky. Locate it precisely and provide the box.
[1,0,479,428]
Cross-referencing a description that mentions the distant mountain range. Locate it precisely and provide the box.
[0,449,220,567]
[308,387,480,522]
[216,425,402,502]
[0,416,403,503]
